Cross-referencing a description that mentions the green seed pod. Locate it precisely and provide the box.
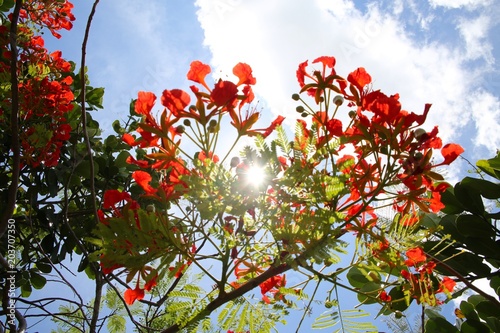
[324,301,334,309]
[230,157,240,168]
[176,125,185,133]
[414,128,427,139]
[333,95,344,106]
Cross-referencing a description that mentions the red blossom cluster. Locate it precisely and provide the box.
[231,260,287,304]
[0,1,75,167]
[400,247,456,305]
[19,0,75,39]
[295,56,463,224]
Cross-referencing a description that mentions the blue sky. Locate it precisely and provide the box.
[48,0,500,183]
[39,0,500,331]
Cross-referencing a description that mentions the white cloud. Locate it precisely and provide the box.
[469,90,500,154]
[428,0,492,9]
[195,0,499,156]
[457,15,494,63]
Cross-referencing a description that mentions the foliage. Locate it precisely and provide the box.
[420,152,500,332]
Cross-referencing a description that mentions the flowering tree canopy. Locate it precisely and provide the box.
[1,1,499,333]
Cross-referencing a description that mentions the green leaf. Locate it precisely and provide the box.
[477,156,500,180]
[485,317,500,333]
[357,281,381,304]
[30,271,47,290]
[461,177,500,200]
[36,261,52,274]
[0,0,15,12]
[460,320,491,333]
[346,266,370,288]
[454,182,484,215]
[456,215,494,239]
[107,315,126,332]
[21,282,32,298]
[86,87,105,109]
[425,317,459,333]
[440,187,465,214]
[460,300,480,321]
[388,286,411,311]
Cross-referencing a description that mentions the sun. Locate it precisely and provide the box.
[245,165,266,186]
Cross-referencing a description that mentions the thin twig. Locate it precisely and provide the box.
[80,1,102,332]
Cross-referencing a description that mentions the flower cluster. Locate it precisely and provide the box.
[0,1,75,167]
[20,0,75,39]
[400,247,456,305]
[97,56,463,315]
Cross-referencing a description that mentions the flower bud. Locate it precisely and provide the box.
[292,93,300,101]
[176,125,185,133]
[333,95,344,106]
[230,156,240,168]
[348,110,356,118]
[296,105,305,113]
[414,128,426,139]
[146,204,155,213]
[301,112,308,118]
[209,119,218,128]
[183,119,191,126]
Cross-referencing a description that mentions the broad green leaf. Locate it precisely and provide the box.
[357,281,381,304]
[461,177,500,199]
[460,300,480,321]
[456,214,494,239]
[477,157,500,180]
[389,286,411,311]
[86,87,105,109]
[425,317,459,333]
[346,266,370,288]
[460,320,491,333]
[30,271,47,290]
[440,187,465,214]
[454,182,484,215]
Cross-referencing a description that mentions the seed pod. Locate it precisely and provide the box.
[230,157,240,168]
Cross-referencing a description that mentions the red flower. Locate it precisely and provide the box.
[132,170,157,194]
[296,60,310,88]
[405,247,427,267]
[126,155,149,168]
[439,143,464,166]
[347,67,371,92]
[211,80,238,107]
[135,91,156,116]
[161,89,191,116]
[379,290,392,302]
[233,62,256,86]
[260,115,285,138]
[103,190,131,209]
[438,277,456,293]
[198,151,219,164]
[187,60,211,90]
[144,274,158,291]
[124,285,145,305]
